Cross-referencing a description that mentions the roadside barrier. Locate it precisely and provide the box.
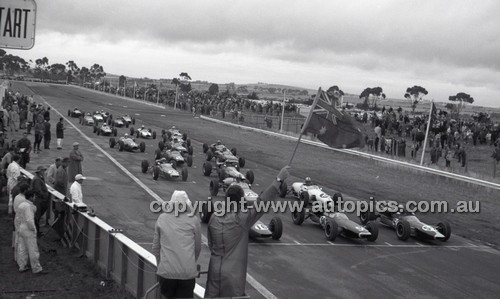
[200,115,500,191]
[19,168,205,299]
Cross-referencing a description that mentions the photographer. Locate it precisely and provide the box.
[204,166,290,298]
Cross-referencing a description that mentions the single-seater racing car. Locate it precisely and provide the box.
[80,113,95,126]
[111,117,128,128]
[94,123,117,136]
[132,126,156,139]
[154,148,193,167]
[141,158,188,181]
[279,178,378,241]
[163,126,190,146]
[109,134,146,152]
[200,179,283,240]
[122,114,135,125]
[159,138,193,156]
[202,161,254,184]
[202,141,245,169]
[68,107,83,118]
[359,198,451,242]
[92,111,104,123]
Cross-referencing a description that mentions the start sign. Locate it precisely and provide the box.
[0,0,37,50]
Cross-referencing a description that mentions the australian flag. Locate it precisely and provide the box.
[304,89,365,149]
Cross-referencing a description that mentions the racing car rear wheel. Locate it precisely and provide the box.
[118,141,124,152]
[153,166,160,180]
[396,220,411,241]
[109,138,116,148]
[130,127,135,135]
[269,217,283,240]
[188,145,193,156]
[238,157,245,168]
[365,222,379,242]
[210,179,219,196]
[155,149,162,160]
[203,162,212,176]
[136,131,140,138]
[436,221,451,241]
[279,182,288,198]
[218,168,226,181]
[113,128,117,136]
[139,142,146,153]
[245,170,255,184]
[181,167,188,181]
[359,211,373,225]
[182,133,187,141]
[206,150,213,161]
[324,219,339,241]
[231,148,237,155]
[200,202,212,223]
[186,138,191,147]
[202,143,208,153]
[291,208,305,225]
[186,155,193,167]
[153,131,156,139]
[141,160,149,173]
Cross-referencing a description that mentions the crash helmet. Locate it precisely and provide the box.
[87,113,91,116]
[172,126,176,129]
[305,177,312,186]
[124,133,129,137]
[173,138,179,143]
[141,125,145,128]
[217,140,222,145]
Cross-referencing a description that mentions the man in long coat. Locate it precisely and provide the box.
[68,142,83,183]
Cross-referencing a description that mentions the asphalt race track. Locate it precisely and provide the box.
[17,82,500,299]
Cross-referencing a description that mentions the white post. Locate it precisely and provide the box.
[133,81,136,99]
[174,85,179,110]
[157,80,160,104]
[280,89,286,132]
[420,100,434,166]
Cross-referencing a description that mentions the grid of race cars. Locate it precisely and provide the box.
[69,107,452,244]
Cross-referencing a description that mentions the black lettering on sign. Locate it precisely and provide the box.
[0,6,32,38]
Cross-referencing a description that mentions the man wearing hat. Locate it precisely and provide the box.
[31,166,49,236]
[68,142,83,183]
[16,132,32,168]
[70,174,86,204]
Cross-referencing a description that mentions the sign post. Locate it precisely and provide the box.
[0,0,37,50]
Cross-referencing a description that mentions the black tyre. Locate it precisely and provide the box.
[203,162,212,176]
[132,117,136,124]
[181,167,188,181]
[107,118,112,125]
[93,125,97,133]
[245,170,255,184]
[359,210,373,225]
[437,221,451,242]
[218,168,226,181]
[97,129,101,136]
[136,131,140,138]
[153,166,160,180]
[269,217,283,240]
[118,140,124,152]
[210,179,219,196]
[182,133,187,141]
[158,141,165,151]
[186,138,191,147]
[139,142,146,153]
[126,122,129,128]
[167,131,172,139]
[238,157,245,168]
[186,155,193,167]
[109,137,116,148]
[291,208,305,225]
[202,143,208,153]
[279,182,287,198]
[300,192,310,207]
[161,129,166,136]
[141,160,149,173]
[153,131,156,139]
[113,128,117,136]
[155,149,162,160]
[188,145,193,156]
[206,150,213,161]
[200,202,212,223]
[324,218,339,241]
[68,110,71,116]
[130,127,135,135]
[231,147,237,155]
[396,220,411,241]
[365,221,379,242]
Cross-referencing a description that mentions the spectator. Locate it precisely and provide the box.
[1,146,14,172]
[12,182,30,261]
[70,174,86,204]
[444,145,452,168]
[56,117,65,150]
[205,166,290,298]
[15,189,47,274]
[43,107,50,121]
[34,120,45,153]
[68,142,83,182]
[152,191,201,298]
[43,119,51,149]
[17,132,32,168]
[26,105,34,134]
[45,157,61,188]
[9,106,19,132]
[6,155,21,214]
[31,166,49,236]
[53,158,69,239]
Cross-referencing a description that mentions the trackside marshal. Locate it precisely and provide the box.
[0,0,37,49]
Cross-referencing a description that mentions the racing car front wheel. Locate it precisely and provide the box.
[130,127,135,136]
[152,131,156,139]
[113,128,117,136]
[118,141,124,152]
[188,146,193,156]
[291,208,305,225]
[324,218,339,241]
[359,210,373,225]
[155,149,162,160]
[210,179,219,196]
[203,162,212,176]
[202,143,208,153]
[109,138,116,148]
[269,217,283,240]
[152,166,160,180]
[186,138,191,147]
[200,202,212,223]
[279,182,288,198]
[245,170,254,184]
[186,155,193,167]
[140,142,146,153]
[158,141,165,151]
[396,220,411,241]
[181,167,188,181]
[231,147,237,156]
[238,157,245,168]
[436,221,451,241]
[141,160,149,173]
[365,222,379,242]
[300,192,310,207]
[206,150,213,161]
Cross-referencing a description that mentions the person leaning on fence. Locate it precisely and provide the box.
[32,166,50,237]
[70,174,86,204]
[6,154,21,215]
[204,166,290,298]
[152,190,201,299]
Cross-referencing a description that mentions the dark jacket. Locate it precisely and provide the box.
[44,122,51,138]
[56,122,64,139]
[31,174,49,201]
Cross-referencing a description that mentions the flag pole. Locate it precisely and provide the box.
[420,100,434,166]
[288,88,322,166]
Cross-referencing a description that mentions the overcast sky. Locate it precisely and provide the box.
[8,0,500,107]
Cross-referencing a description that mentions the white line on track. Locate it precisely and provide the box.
[293,240,301,245]
[384,242,393,246]
[248,242,487,249]
[38,95,277,299]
